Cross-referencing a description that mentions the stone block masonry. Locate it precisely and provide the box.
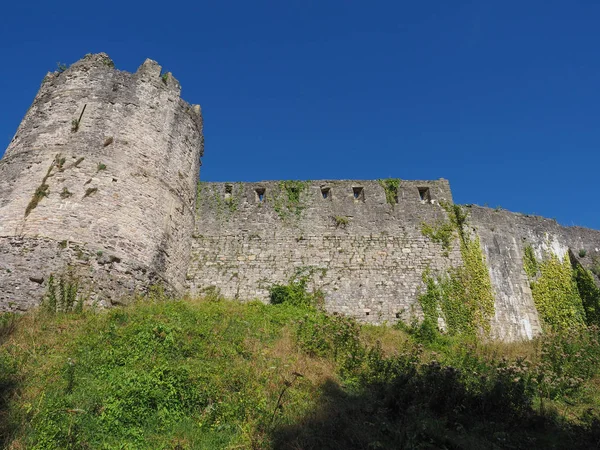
[2,52,600,342]
[188,179,463,323]
[0,53,203,309]
[189,180,600,341]
[469,206,600,341]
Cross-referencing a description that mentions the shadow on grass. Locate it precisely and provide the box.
[0,376,19,448]
[272,374,600,450]
[0,314,20,448]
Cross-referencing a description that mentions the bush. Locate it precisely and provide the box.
[269,268,324,309]
[536,327,600,399]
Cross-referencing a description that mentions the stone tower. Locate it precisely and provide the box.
[0,53,203,310]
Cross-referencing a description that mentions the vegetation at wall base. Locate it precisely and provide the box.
[1,289,600,448]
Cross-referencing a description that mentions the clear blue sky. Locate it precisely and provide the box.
[1,1,599,228]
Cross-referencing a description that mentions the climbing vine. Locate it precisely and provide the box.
[421,220,455,256]
[573,264,600,327]
[418,204,495,337]
[272,180,310,221]
[378,178,400,206]
[197,182,243,222]
[523,245,538,278]
[524,250,585,332]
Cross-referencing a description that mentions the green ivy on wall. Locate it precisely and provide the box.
[525,251,585,332]
[272,180,310,221]
[523,245,538,278]
[421,220,455,256]
[197,182,244,222]
[378,178,401,206]
[418,205,495,337]
[573,264,600,327]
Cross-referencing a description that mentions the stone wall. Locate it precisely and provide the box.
[189,181,600,341]
[188,179,462,323]
[3,52,600,342]
[0,53,203,310]
[469,206,600,341]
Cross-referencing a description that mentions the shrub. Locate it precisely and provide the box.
[269,268,323,309]
[296,313,364,378]
[536,326,600,399]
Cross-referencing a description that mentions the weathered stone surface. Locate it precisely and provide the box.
[189,180,462,323]
[0,53,203,309]
[189,182,600,341]
[2,52,600,342]
[469,206,600,341]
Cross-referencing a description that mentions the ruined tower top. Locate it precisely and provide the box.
[0,53,204,309]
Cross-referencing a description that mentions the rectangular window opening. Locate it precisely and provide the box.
[418,187,431,203]
[255,187,266,203]
[224,184,233,200]
[321,186,331,200]
[353,186,364,202]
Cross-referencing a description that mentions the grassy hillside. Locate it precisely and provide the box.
[1,294,600,449]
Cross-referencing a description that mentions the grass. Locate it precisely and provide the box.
[1,294,600,449]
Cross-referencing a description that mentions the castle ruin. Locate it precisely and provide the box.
[1,53,599,341]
